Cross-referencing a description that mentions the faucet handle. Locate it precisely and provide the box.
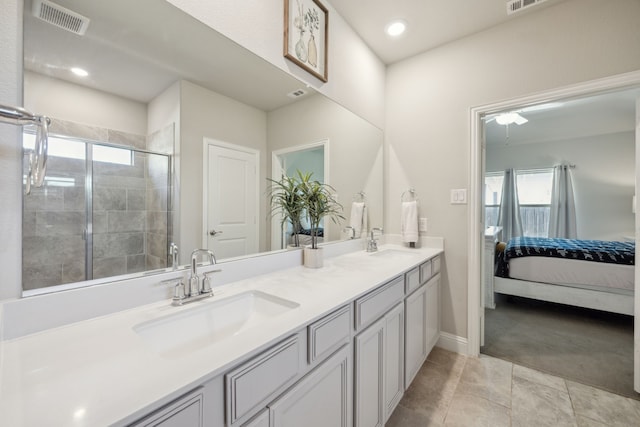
[162,278,186,305]
[201,269,222,294]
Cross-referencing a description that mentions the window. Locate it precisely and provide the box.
[484,172,503,229]
[485,168,554,237]
[516,169,553,237]
[23,132,133,165]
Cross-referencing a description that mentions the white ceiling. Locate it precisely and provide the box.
[331,0,637,146]
[23,0,314,110]
[332,0,567,65]
[484,90,639,147]
[24,0,637,143]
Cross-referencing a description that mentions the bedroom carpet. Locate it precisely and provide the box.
[481,294,638,400]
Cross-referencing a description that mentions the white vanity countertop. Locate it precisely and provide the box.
[0,244,442,427]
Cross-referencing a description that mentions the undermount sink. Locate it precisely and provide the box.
[133,290,299,359]
[369,248,417,258]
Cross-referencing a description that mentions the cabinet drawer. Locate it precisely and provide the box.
[130,387,204,427]
[226,335,303,425]
[405,267,420,294]
[308,305,351,365]
[432,256,441,275]
[419,259,432,284]
[354,276,404,330]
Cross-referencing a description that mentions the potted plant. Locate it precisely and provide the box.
[267,174,305,248]
[297,171,344,268]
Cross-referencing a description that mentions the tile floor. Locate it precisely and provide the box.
[386,347,640,427]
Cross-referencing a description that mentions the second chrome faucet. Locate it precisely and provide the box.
[170,249,220,306]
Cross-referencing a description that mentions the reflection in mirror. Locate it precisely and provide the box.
[21,0,383,295]
[271,140,328,249]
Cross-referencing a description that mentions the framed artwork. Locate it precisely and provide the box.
[284,0,328,82]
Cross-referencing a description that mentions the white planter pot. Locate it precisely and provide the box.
[303,247,323,268]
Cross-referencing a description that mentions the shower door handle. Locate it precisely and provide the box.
[209,229,223,236]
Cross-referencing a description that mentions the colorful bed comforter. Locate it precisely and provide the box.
[495,237,635,277]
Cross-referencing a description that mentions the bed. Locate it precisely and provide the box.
[494,236,635,315]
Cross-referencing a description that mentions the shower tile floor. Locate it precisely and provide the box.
[386,347,640,427]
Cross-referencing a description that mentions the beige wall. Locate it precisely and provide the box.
[487,131,635,241]
[385,0,640,339]
[24,72,147,135]
[267,93,384,241]
[179,80,268,258]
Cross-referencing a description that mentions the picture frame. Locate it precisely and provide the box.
[284,0,328,82]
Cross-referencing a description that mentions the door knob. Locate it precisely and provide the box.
[209,229,223,236]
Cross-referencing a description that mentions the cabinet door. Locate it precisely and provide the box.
[243,409,269,427]
[270,345,351,427]
[383,303,404,422]
[354,317,385,427]
[404,284,427,388]
[425,275,440,354]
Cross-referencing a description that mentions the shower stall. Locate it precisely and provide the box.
[22,126,173,291]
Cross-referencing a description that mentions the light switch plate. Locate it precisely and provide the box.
[450,189,467,204]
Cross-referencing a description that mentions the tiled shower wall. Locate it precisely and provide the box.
[22,119,174,290]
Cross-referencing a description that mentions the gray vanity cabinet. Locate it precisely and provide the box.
[269,345,351,427]
[404,257,441,388]
[354,301,405,427]
[128,254,441,427]
[404,280,428,387]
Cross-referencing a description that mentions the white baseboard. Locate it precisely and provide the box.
[436,331,469,355]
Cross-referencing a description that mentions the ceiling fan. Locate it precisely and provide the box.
[483,101,564,126]
[484,111,528,126]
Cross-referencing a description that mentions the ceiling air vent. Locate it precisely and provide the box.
[287,89,308,99]
[32,0,90,35]
[506,0,547,15]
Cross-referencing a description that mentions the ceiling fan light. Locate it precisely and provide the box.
[495,113,515,125]
[495,112,527,125]
[514,115,528,125]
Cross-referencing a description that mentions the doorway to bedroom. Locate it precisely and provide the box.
[479,86,639,399]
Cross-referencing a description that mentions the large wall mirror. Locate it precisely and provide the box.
[21,0,383,295]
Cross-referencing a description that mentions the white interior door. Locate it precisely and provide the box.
[204,140,259,259]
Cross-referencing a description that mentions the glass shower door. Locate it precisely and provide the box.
[23,133,172,291]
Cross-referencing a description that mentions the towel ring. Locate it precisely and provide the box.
[353,191,366,202]
[401,188,418,202]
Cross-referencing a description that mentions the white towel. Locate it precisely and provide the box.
[401,201,419,243]
[350,202,365,236]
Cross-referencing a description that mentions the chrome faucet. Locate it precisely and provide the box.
[168,249,219,306]
[367,227,383,252]
[189,249,217,296]
[169,243,179,270]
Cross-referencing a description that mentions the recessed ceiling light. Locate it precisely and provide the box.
[385,20,407,37]
[71,67,89,77]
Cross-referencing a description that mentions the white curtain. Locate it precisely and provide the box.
[497,168,523,241]
[549,164,577,239]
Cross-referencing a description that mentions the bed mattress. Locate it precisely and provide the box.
[508,256,634,292]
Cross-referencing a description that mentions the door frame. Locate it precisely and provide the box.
[467,70,640,390]
[270,139,330,250]
[202,137,260,250]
